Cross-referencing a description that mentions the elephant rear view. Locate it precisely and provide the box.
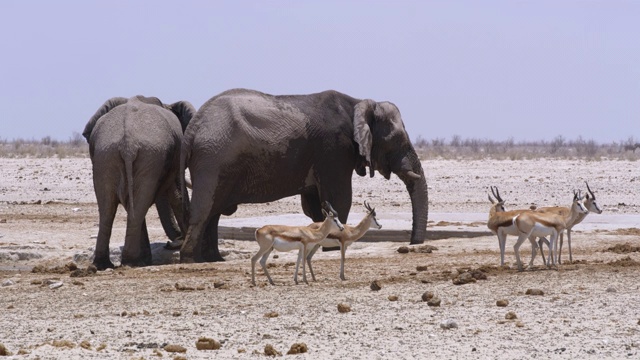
[83,95,195,269]
[180,89,428,263]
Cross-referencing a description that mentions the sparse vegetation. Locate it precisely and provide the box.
[413,135,640,161]
[0,132,88,158]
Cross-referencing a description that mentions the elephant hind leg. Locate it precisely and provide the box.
[121,186,155,267]
[93,189,118,270]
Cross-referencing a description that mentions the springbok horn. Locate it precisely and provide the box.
[364,200,371,212]
[491,186,503,203]
[406,171,421,180]
[585,181,595,199]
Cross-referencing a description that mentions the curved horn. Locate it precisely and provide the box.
[585,181,596,199]
[490,186,503,203]
[322,201,338,216]
[364,200,372,212]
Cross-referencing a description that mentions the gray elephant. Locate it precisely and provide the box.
[179,88,428,263]
[83,95,196,269]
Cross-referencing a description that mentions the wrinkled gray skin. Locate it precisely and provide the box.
[83,95,196,269]
[180,89,428,263]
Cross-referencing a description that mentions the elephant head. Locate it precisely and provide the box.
[353,99,428,244]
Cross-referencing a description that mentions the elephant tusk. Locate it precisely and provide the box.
[185,178,193,189]
[406,171,421,180]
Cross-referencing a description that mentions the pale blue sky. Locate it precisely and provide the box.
[1,1,638,143]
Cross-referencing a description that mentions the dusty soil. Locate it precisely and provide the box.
[1,158,640,359]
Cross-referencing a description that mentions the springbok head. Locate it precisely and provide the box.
[584,181,603,214]
[364,200,382,229]
[572,189,589,215]
[321,201,345,231]
[488,186,507,213]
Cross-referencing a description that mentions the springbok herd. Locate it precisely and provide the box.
[252,183,603,286]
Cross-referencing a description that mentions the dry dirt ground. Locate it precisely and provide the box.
[1,158,639,359]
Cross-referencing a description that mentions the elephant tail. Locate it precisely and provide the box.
[123,152,137,215]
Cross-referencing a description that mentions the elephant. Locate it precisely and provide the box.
[83,95,196,269]
[179,88,428,263]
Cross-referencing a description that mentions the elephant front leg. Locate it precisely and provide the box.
[202,214,224,262]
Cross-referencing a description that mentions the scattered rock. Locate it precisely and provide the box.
[52,340,75,348]
[605,243,640,254]
[414,244,439,253]
[337,303,351,313]
[65,262,78,271]
[71,280,84,286]
[1,279,15,287]
[79,340,92,350]
[287,342,308,355]
[195,337,220,350]
[213,281,227,289]
[515,321,525,328]
[0,343,9,356]
[440,319,458,329]
[416,265,428,272]
[607,256,639,267]
[422,291,434,302]
[164,344,187,353]
[49,281,63,289]
[96,343,107,351]
[453,272,476,285]
[397,246,410,254]
[505,311,518,320]
[0,219,6,223]
[264,311,279,318]
[6,304,14,309]
[526,289,544,296]
[496,299,509,307]
[370,280,382,291]
[172,312,182,317]
[427,297,441,307]
[606,287,617,293]
[264,344,281,356]
[30,279,42,285]
[175,283,195,291]
[388,295,399,301]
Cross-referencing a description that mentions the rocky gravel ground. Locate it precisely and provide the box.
[0,157,639,359]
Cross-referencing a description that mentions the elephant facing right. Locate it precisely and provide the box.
[83,95,195,269]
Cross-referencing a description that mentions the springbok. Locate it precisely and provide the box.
[487,186,543,269]
[535,182,603,264]
[303,201,382,281]
[251,202,344,286]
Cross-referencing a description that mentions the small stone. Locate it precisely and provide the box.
[453,272,476,285]
[515,321,525,327]
[422,291,434,302]
[397,246,410,254]
[213,281,227,289]
[0,219,6,223]
[71,280,84,286]
[30,279,42,285]
[175,283,195,291]
[195,337,221,350]
[164,344,187,353]
[1,279,15,287]
[65,262,78,271]
[172,311,182,317]
[388,295,399,301]
[337,303,351,313]
[370,280,382,291]
[287,342,308,355]
[6,304,14,309]
[606,287,617,293]
[121,311,127,317]
[440,319,458,329]
[416,265,428,272]
[49,281,63,289]
[505,311,518,320]
[238,348,246,353]
[496,299,509,307]
[264,311,279,318]
[427,297,441,307]
[79,340,91,350]
[264,344,281,356]
[526,289,544,296]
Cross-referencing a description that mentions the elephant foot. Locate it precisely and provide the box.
[180,252,196,264]
[164,239,183,250]
[409,240,425,245]
[121,256,152,268]
[93,257,115,271]
[202,252,225,262]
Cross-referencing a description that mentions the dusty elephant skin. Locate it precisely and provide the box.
[179,89,428,263]
[83,96,196,269]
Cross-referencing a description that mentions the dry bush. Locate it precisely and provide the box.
[414,135,639,161]
[0,133,88,158]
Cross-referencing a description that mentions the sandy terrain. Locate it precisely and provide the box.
[1,157,639,359]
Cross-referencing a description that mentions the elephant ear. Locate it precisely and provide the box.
[353,99,376,177]
[165,101,197,132]
[83,97,128,142]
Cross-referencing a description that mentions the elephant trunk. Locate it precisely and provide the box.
[395,151,428,244]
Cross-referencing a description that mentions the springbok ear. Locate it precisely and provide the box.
[166,101,196,132]
[321,209,329,218]
[83,97,128,142]
[353,99,376,166]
